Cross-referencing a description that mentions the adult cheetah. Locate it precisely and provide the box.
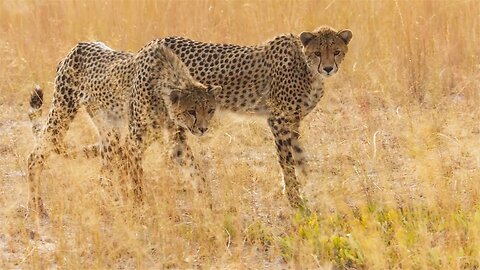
[28,40,219,215]
[161,26,353,208]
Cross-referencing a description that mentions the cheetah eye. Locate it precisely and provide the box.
[334,50,341,56]
[314,51,321,57]
[187,110,196,116]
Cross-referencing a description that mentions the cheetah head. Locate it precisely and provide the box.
[167,84,220,136]
[300,26,352,77]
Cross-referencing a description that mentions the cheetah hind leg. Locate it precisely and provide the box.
[27,87,81,218]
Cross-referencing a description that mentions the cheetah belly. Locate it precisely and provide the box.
[214,78,272,115]
[84,79,130,142]
[216,94,270,117]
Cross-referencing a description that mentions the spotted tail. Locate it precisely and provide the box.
[28,85,44,137]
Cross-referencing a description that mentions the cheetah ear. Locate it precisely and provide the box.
[300,32,315,46]
[207,85,221,94]
[338,29,353,45]
[169,90,183,104]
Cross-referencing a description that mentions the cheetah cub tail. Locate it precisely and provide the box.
[28,85,44,137]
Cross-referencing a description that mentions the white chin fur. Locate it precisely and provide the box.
[191,130,203,136]
[321,70,337,77]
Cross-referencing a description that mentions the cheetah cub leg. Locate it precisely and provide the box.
[167,123,207,194]
[27,85,81,217]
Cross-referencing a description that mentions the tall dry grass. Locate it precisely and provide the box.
[1,0,480,268]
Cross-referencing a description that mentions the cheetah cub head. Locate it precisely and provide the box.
[300,26,352,77]
[167,83,220,136]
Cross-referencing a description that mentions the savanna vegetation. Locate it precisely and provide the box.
[1,0,479,268]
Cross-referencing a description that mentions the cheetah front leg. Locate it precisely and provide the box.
[167,121,207,194]
[290,123,308,177]
[267,116,305,208]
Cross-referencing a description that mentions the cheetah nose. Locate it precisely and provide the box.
[323,66,334,73]
[199,127,208,134]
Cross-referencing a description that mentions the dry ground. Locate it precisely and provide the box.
[1,0,480,269]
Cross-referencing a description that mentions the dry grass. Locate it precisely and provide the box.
[1,0,480,268]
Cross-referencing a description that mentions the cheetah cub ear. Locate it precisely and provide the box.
[169,90,185,104]
[300,32,316,46]
[337,29,353,45]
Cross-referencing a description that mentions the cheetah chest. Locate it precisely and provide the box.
[304,74,325,114]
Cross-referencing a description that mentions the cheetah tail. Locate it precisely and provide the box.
[28,85,44,137]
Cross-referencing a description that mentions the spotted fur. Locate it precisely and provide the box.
[27,40,218,215]
[162,26,352,207]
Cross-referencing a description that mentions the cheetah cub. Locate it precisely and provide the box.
[27,40,219,216]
